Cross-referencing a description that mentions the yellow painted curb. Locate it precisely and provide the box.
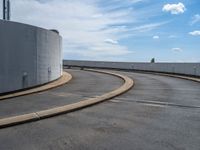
[0,69,134,128]
[0,113,40,127]
[0,72,72,101]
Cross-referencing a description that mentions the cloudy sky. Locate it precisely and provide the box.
[1,0,200,62]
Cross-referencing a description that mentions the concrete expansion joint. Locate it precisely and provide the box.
[34,112,41,119]
[0,69,134,129]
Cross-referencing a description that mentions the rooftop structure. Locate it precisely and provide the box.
[3,0,10,20]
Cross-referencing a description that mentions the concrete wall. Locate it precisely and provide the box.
[0,20,62,94]
[64,60,200,77]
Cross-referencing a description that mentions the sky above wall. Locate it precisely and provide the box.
[0,0,200,62]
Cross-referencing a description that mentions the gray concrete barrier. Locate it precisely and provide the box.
[0,20,62,94]
[63,60,200,77]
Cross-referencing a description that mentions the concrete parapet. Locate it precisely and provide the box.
[64,60,200,77]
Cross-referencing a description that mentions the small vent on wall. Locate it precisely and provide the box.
[22,72,28,88]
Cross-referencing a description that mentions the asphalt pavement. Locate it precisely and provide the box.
[0,70,199,150]
[0,69,123,119]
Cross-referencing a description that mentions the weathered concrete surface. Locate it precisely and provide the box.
[0,20,62,94]
[0,71,199,150]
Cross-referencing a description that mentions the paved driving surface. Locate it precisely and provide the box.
[0,69,123,118]
[0,70,199,150]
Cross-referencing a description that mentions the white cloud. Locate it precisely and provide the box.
[130,22,168,33]
[0,0,168,61]
[153,35,159,39]
[189,30,200,36]
[129,0,144,3]
[9,0,134,60]
[162,3,186,15]
[172,48,183,52]
[104,39,118,44]
[190,14,200,25]
[168,35,177,38]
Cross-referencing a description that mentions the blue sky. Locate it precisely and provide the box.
[1,0,200,62]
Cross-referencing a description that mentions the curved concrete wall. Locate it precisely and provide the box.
[64,60,200,77]
[0,20,62,94]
